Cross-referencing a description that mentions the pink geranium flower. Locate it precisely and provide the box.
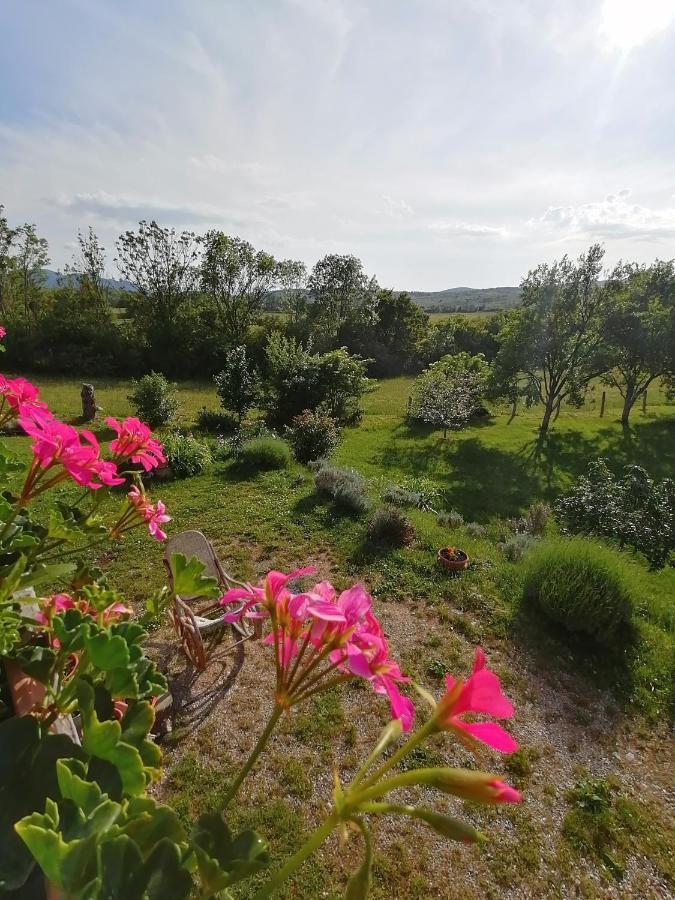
[119,485,171,541]
[105,416,166,471]
[221,571,414,731]
[18,406,124,496]
[0,326,6,340]
[0,375,49,424]
[35,593,76,626]
[435,647,517,753]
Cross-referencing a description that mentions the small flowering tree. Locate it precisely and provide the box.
[411,352,489,438]
[0,335,523,898]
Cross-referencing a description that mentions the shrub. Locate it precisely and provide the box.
[522,537,634,640]
[499,533,532,562]
[285,409,340,464]
[367,506,415,547]
[128,372,178,428]
[237,437,291,471]
[555,459,675,568]
[263,334,369,426]
[437,509,464,528]
[382,479,438,512]
[161,432,212,478]
[382,484,420,507]
[465,522,485,538]
[214,345,259,424]
[196,407,238,435]
[526,502,551,536]
[313,462,370,515]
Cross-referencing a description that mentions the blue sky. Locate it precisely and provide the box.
[2,0,674,288]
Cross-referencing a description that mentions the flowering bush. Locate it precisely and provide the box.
[0,341,523,897]
[285,408,340,463]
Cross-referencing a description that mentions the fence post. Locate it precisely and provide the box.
[642,391,647,414]
[599,391,606,418]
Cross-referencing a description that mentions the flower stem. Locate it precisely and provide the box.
[221,702,284,810]
[252,810,340,899]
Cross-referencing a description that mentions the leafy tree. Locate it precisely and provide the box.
[278,259,308,322]
[0,205,15,317]
[13,223,50,320]
[214,345,259,425]
[412,352,489,438]
[601,260,675,424]
[493,244,608,441]
[65,226,108,304]
[116,221,200,366]
[307,253,377,349]
[263,333,369,425]
[200,232,285,345]
[345,289,429,376]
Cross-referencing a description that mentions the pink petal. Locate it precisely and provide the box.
[490,780,522,803]
[455,720,518,753]
[453,668,514,719]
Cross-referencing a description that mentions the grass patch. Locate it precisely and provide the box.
[562,778,675,885]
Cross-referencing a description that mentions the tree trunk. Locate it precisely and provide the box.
[538,396,555,441]
[620,391,634,426]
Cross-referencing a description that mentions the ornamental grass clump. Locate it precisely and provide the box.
[522,537,635,641]
[237,437,291,471]
[313,462,370,515]
[368,506,415,547]
[438,509,464,529]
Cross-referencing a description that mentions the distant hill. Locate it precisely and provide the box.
[42,269,134,293]
[404,286,520,312]
[42,269,520,313]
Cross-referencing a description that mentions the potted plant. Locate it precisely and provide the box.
[437,545,470,572]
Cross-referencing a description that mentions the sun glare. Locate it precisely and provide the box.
[600,0,675,51]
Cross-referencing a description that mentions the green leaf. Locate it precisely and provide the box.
[13,645,58,683]
[0,717,86,891]
[96,834,145,898]
[121,797,187,854]
[169,552,220,600]
[134,838,194,900]
[85,631,131,671]
[0,554,26,602]
[56,759,104,814]
[77,682,150,797]
[192,812,269,889]
[345,820,373,900]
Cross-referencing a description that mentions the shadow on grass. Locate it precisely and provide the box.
[379,415,675,519]
[509,600,642,714]
[378,437,542,519]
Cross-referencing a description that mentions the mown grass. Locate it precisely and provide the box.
[4,372,674,720]
[3,371,675,893]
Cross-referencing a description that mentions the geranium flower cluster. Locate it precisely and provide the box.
[110,485,171,542]
[36,592,132,627]
[0,364,169,543]
[220,567,416,730]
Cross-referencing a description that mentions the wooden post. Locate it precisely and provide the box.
[642,390,647,414]
[599,391,606,418]
[80,383,97,421]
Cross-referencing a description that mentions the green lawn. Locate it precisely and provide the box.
[4,373,675,897]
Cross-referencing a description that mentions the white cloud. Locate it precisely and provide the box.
[49,191,229,226]
[382,195,414,219]
[599,0,675,52]
[429,221,509,239]
[529,192,675,240]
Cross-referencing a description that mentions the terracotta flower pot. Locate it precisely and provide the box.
[3,659,46,716]
[437,547,469,572]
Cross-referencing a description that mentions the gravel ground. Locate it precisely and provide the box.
[149,590,675,899]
